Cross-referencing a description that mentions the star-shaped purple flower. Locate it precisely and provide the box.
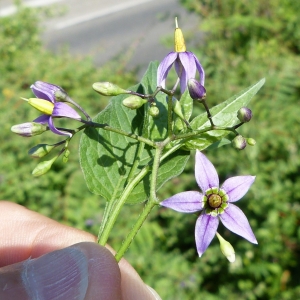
[157,51,205,94]
[160,150,257,257]
[31,81,81,136]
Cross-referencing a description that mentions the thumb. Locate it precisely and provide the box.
[0,242,122,300]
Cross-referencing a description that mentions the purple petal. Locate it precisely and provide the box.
[195,214,219,257]
[174,59,187,94]
[221,176,255,202]
[191,52,205,86]
[33,114,50,124]
[177,52,197,93]
[160,191,203,213]
[52,102,81,120]
[48,117,72,136]
[195,150,219,192]
[220,204,258,244]
[31,81,62,103]
[157,52,177,88]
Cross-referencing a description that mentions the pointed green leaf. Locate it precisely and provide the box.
[184,78,265,150]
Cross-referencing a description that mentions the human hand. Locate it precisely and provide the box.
[0,201,160,300]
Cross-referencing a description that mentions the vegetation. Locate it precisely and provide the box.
[1,1,300,299]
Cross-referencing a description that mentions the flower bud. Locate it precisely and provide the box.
[122,95,147,110]
[32,156,57,177]
[169,97,185,120]
[149,106,159,118]
[62,149,70,163]
[188,78,206,101]
[237,107,252,123]
[247,138,256,146]
[232,135,247,150]
[31,81,63,101]
[11,122,48,137]
[28,144,55,158]
[93,82,129,96]
[216,232,235,263]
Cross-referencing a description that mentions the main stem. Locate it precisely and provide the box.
[97,165,150,246]
[115,200,157,262]
[115,147,162,261]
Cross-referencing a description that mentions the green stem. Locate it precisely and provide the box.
[167,95,173,137]
[97,139,185,249]
[115,147,162,261]
[149,147,162,202]
[126,105,149,183]
[82,121,156,148]
[97,165,150,246]
[97,201,114,244]
[127,141,145,184]
[97,175,124,245]
[115,200,157,262]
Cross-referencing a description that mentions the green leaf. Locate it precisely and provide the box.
[184,78,265,150]
[206,138,231,150]
[79,62,190,203]
[174,89,193,132]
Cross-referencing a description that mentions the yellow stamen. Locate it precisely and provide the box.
[27,98,54,115]
[174,17,186,52]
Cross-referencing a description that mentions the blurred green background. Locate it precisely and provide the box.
[1,1,300,299]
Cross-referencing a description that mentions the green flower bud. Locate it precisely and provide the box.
[237,107,252,123]
[170,97,185,120]
[63,149,70,163]
[32,156,57,177]
[247,138,256,146]
[11,122,48,137]
[28,144,55,158]
[149,106,159,118]
[216,232,235,263]
[232,135,247,150]
[93,82,129,96]
[122,95,148,110]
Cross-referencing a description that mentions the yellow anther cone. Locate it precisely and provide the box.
[25,98,54,115]
[174,17,186,52]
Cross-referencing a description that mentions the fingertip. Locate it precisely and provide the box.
[0,242,122,300]
[118,258,159,300]
[73,242,122,300]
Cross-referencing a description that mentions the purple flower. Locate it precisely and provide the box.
[157,51,205,94]
[160,150,257,257]
[157,22,205,94]
[30,81,81,136]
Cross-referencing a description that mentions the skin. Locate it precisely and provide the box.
[0,201,160,300]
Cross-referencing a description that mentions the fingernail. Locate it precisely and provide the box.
[22,248,88,300]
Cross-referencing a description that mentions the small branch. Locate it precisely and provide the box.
[201,99,215,127]
[81,120,157,148]
[167,95,173,137]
